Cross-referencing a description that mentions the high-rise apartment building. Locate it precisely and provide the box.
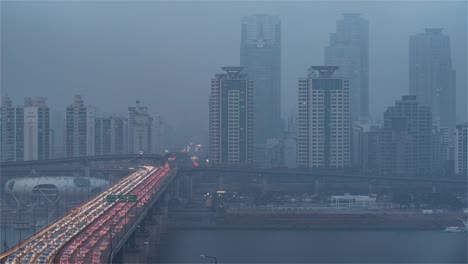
[455,122,467,176]
[95,116,128,155]
[23,97,50,161]
[50,110,65,158]
[241,14,281,167]
[128,101,163,154]
[65,95,95,157]
[209,67,254,166]
[325,13,369,121]
[378,96,432,177]
[1,96,24,162]
[409,28,456,130]
[297,66,351,168]
[150,113,164,155]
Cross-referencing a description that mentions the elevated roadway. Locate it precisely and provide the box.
[180,167,467,184]
[0,164,176,264]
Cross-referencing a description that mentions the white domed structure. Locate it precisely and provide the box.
[5,176,110,206]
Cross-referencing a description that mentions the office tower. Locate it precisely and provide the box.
[95,116,128,155]
[241,14,281,167]
[297,66,351,168]
[325,13,369,121]
[455,122,467,176]
[351,121,379,171]
[409,28,456,130]
[378,96,432,177]
[65,95,95,157]
[209,66,254,165]
[23,97,50,161]
[128,101,162,154]
[0,96,24,161]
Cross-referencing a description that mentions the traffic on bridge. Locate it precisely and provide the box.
[1,164,174,264]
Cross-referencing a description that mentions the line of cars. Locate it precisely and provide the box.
[4,166,158,264]
[58,164,172,264]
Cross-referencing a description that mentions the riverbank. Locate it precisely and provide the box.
[170,225,451,230]
[217,213,464,229]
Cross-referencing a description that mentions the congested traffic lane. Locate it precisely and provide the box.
[57,164,171,264]
[3,166,157,264]
[52,165,161,264]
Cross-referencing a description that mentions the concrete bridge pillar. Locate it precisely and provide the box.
[188,176,193,201]
[160,192,170,230]
[314,179,320,196]
[113,247,124,263]
[127,231,136,249]
[262,175,268,194]
[84,166,90,178]
[369,179,378,195]
[175,177,180,199]
[217,175,224,191]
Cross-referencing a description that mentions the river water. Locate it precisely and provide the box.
[160,229,467,263]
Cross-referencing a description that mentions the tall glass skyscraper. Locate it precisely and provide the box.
[325,13,369,122]
[240,14,281,167]
[409,28,456,131]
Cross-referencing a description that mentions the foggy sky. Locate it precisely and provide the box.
[2,1,467,143]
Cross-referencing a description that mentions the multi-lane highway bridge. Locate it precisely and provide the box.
[0,155,466,263]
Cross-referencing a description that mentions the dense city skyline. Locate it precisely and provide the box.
[2,2,466,144]
[1,3,467,263]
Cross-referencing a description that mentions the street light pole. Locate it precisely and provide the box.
[18,204,22,249]
[33,207,36,235]
[3,215,7,253]
[200,254,218,264]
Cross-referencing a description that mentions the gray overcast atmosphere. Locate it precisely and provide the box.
[2,1,467,143]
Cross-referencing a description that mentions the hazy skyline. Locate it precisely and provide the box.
[2,1,466,142]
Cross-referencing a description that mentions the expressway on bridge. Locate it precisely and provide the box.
[1,164,175,264]
[181,167,468,184]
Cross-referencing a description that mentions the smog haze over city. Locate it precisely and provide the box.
[1,1,467,264]
[3,1,467,142]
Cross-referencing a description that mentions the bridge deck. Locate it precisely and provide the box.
[0,164,175,264]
